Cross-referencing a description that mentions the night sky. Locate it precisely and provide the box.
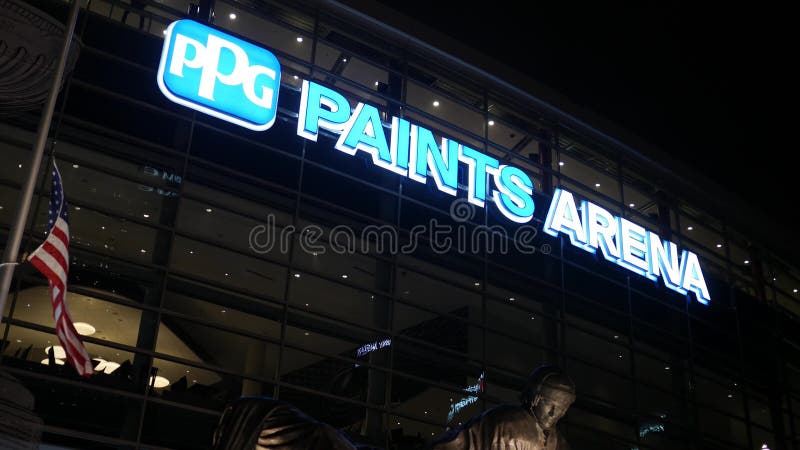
[373,0,797,261]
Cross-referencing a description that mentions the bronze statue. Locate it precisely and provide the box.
[211,397,358,450]
[432,365,576,450]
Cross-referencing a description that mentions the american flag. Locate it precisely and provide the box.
[27,162,93,377]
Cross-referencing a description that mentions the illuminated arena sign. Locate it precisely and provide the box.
[158,19,281,131]
[156,20,710,304]
[544,188,711,304]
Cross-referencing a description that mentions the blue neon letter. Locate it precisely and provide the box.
[297,80,351,141]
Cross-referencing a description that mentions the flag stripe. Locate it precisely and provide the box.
[31,250,67,287]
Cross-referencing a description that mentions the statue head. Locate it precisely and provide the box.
[519,365,576,430]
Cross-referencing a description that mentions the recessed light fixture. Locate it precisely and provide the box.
[509,297,515,301]
[793,289,798,293]
[432,100,440,107]
[73,322,96,336]
[296,36,303,43]
[474,282,480,286]
[41,358,65,366]
[595,183,601,188]
[45,345,67,359]
[143,213,150,218]
[140,249,147,253]
[687,226,693,231]
[744,260,750,264]
[716,243,723,248]
[294,273,301,278]
[229,12,236,19]
[488,120,495,126]
[293,75,298,80]
[72,164,79,168]
[374,81,379,86]
[342,58,347,62]
[162,29,167,35]
[205,208,212,213]
[224,272,230,276]
[149,375,170,388]
[341,274,348,279]
[558,161,564,166]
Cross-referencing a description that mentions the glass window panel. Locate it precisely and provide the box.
[10,286,143,348]
[162,287,282,341]
[2,325,140,393]
[217,0,313,62]
[697,406,748,447]
[694,372,744,419]
[13,371,143,442]
[141,400,220,450]
[566,358,634,411]
[288,271,390,331]
[155,317,279,380]
[176,197,290,263]
[566,326,630,376]
[169,235,288,300]
[565,405,637,447]
[394,261,482,322]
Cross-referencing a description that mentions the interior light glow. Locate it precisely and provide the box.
[488,120,495,126]
[296,36,303,43]
[44,345,66,359]
[149,375,170,388]
[432,100,440,107]
[229,13,236,19]
[40,358,65,365]
[73,322,96,336]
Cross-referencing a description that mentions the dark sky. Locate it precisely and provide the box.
[375,1,797,259]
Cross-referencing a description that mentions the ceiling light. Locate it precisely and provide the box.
[205,208,212,213]
[488,120,495,126]
[341,274,348,279]
[149,375,170,388]
[594,183,600,188]
[628,203,635,208]
[140,249,146,253]
[40,358,65,365]
[716,243,723,248]
[474,282,480,286]
[229,12,236,19]
[73,322,96,336]
[72,164,79,168]
[103,361,120,374]
[45,345,66,359]
[558,161,564,166]
[508,297,515,301]
[293,75,298,80]
[296,36,303,43]
[687,226,693,231]
[793,289,798,293]
[293,273,300,278]
[143,213,150,218]
[162,29,167,35]
[744,260,750,264]
[432,100,440,107]
[342,58,347,62]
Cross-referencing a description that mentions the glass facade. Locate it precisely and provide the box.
[2,1,799,449]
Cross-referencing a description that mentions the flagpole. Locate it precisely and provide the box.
[0,0,82,324]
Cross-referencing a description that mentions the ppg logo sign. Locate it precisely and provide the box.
[157,20,281,131]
